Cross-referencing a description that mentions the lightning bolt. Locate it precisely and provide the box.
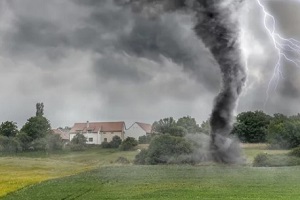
[256,0,300,105]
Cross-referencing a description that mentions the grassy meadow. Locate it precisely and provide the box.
[0,144,297,200]
[0,148,137,197]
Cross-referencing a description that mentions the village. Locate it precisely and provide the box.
[52,121,152,145]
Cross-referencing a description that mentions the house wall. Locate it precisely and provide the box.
[125,123,146,140]
[69,132,102,145]
[101,131,124,143]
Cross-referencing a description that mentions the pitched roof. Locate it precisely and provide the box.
[70,121,125,133]
[136,122,152,133]
[51,129,70,140]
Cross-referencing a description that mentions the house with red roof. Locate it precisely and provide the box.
[125,122,152,140]
[51,129,70,143]
[69,121,125,145]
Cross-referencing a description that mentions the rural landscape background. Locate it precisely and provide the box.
[1,0,300,199]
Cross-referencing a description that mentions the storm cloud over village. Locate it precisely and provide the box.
[0,0,300,128]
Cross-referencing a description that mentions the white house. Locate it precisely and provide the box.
[125,122,152,140]
[69,121,125,145]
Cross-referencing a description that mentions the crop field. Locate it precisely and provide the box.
[0,148,137,197]
[0,144,295,200]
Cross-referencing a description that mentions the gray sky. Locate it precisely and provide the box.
[0,0,300,129]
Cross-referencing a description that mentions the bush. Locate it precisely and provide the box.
[46,134,63,151]
[135,134,193,165]
[289,147,300,157]
[134,149,148,165]
[101,141,111,148]
[253,153,300,167]
[0,136,21,153]
[115,156,130,164]
[120,137,138,151]
[253,153,269,167]
[109,136,122,148]
[138,135,152,144]
[16,132,32,151]
[70,133,87,151]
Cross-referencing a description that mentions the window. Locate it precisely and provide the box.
[104,138,107,142]
[89,138,93,142]
[111,132,114,134]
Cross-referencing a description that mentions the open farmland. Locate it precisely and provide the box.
[0,145,294,200]
[3,165,300,200]
[0,148,137,197]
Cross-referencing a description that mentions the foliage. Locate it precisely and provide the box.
[134,149,148,165]
[119,137,138,151]
[0,121,18,138]
[177,116,201,134]
[135,134,192,165]
[138,135,152,144]
[46,134,63,151]
[109,136,122,148]
[16,132,32,151]
[21,116,51,141]
[289,147,300,157]
[152,117,176,134]
[267,117,300,149]
[115,156,130,164]
[232,111,271,143]
[152,117,187,137]
[200,120,210,135]
[0,136,21,153]
[253,153,300,167]
[36,102,44,117]
[101,136,122,148]
[70,133,87,151]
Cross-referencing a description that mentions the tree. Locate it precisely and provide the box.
[120,137,138,151]
[152,117,186,137]
[152,117,176,134]
[177,116,201,134]
[70,133,87,151]
[0,121,18,137]
[36,102,44,117]
[21,116,51,141]
[200,120,210,135]
[267,114,300,149]
[231,111,271,143]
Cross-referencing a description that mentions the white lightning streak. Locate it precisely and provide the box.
[256,0,300,105]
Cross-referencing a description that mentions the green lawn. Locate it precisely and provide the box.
[2,165,300,200]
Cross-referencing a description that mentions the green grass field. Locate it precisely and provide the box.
[0,144,296,200]
[3,165,300,200]
[0,148,137,197]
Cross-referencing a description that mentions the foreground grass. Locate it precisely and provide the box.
[0,148,137,197]
[3,165,300,200]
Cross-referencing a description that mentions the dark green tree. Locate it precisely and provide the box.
[36,102,44,117]
[232,111,271,143]
[152,117,176,134]
[70,133,87,151]
[177,116,201,134]
[21,116,51,141]
[267,114,300,149]
[0,121,18,137]
[152,117,186,137]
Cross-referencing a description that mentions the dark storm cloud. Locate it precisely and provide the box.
[0,0,300,128]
